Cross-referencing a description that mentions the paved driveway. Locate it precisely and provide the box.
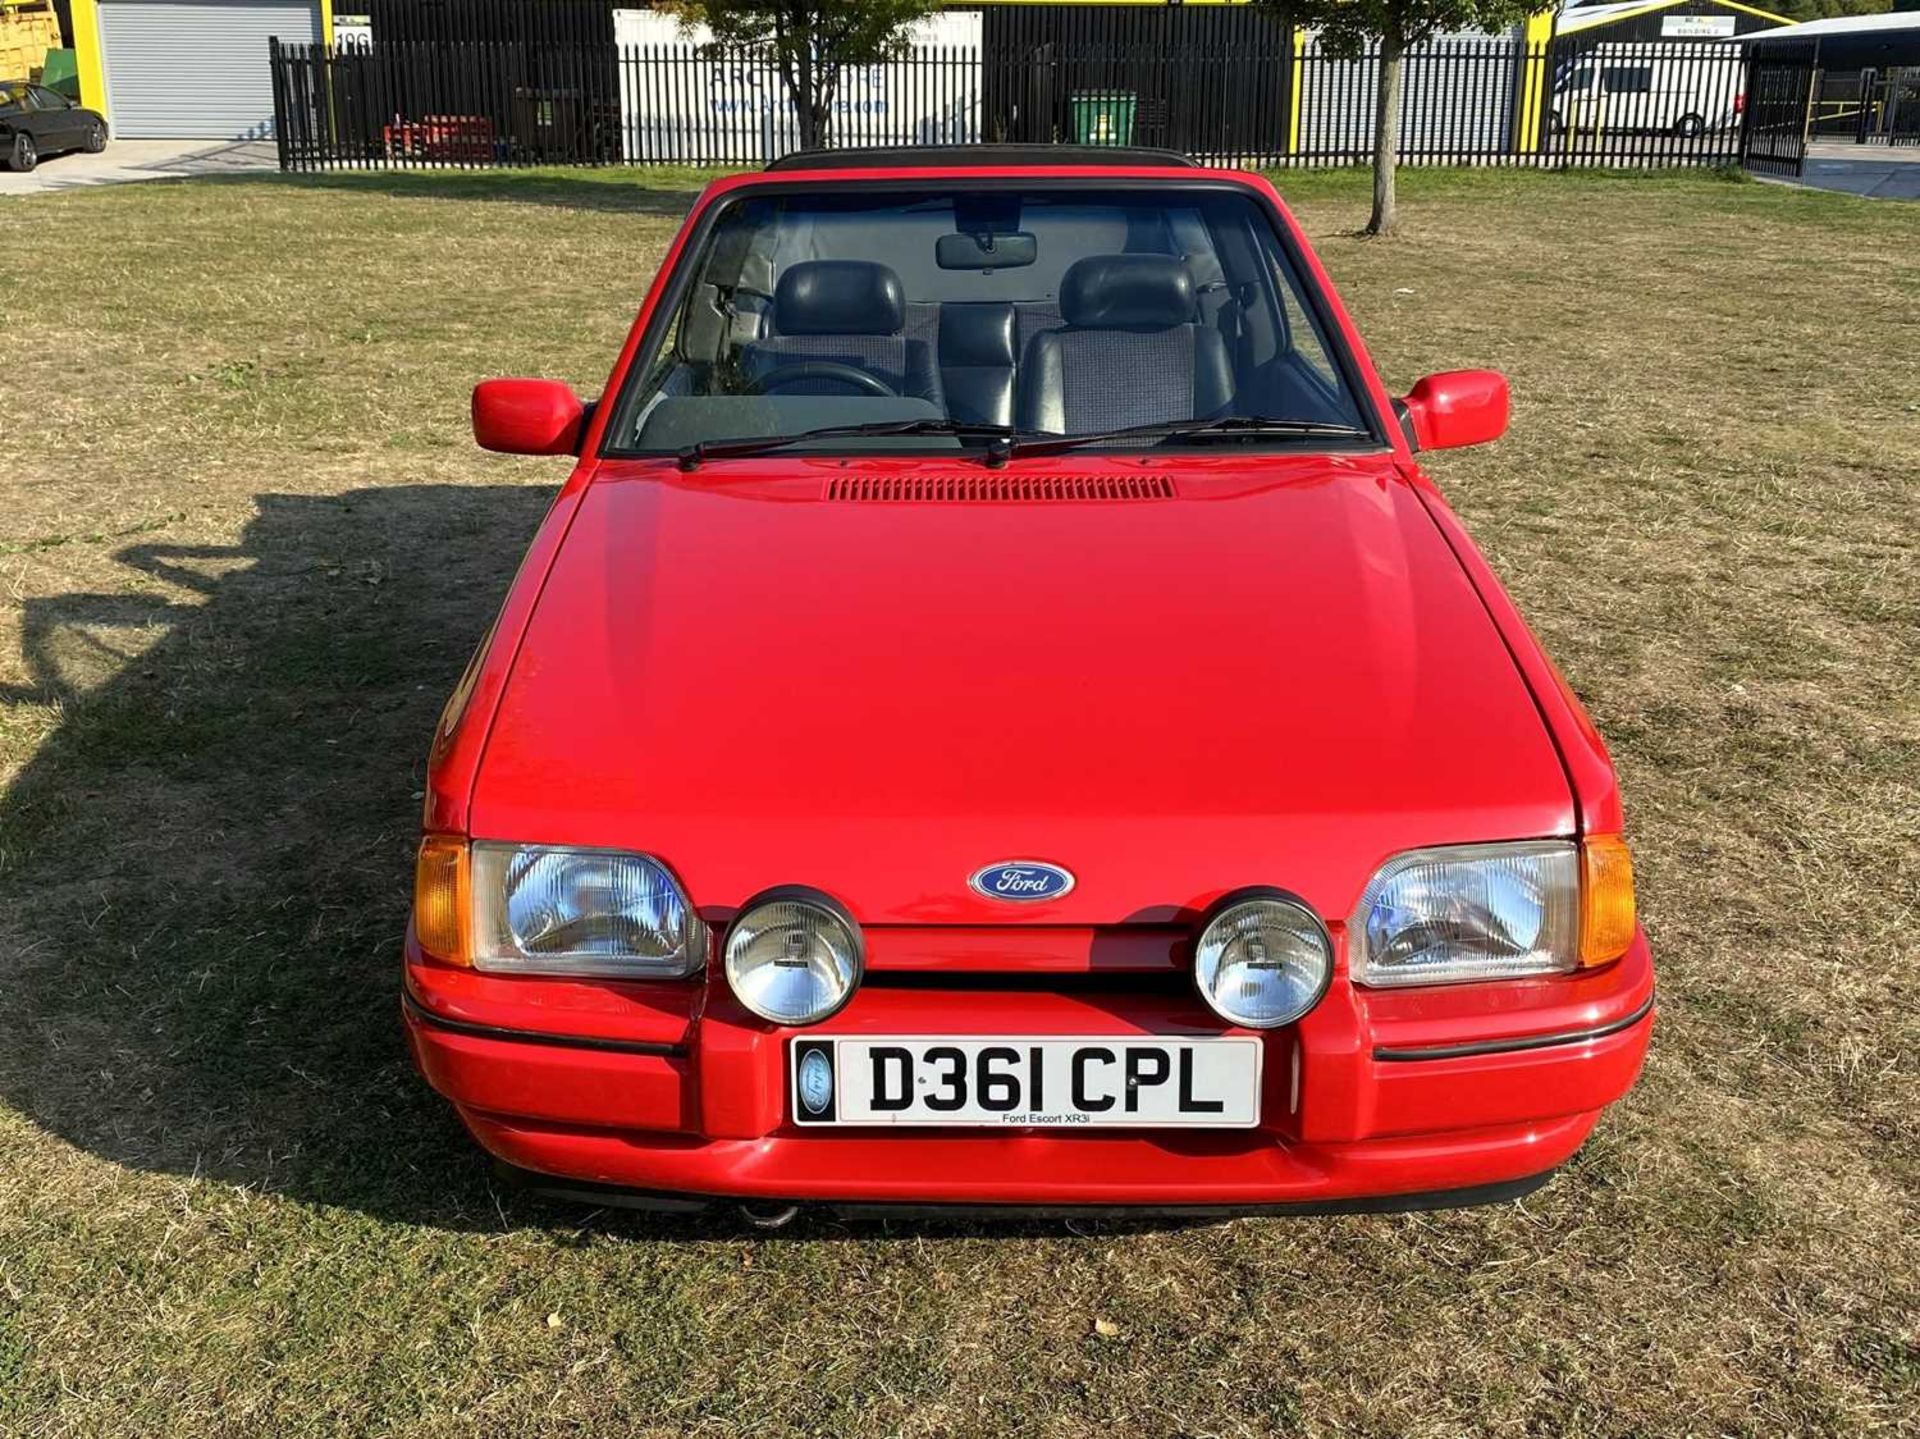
[1783,141,1920,202]
[0,139,278,197]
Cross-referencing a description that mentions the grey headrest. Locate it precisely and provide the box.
[773,260,905,336]
[1060,254,1196,330]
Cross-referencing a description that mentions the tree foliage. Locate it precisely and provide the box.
[667,0,940,150]
[1285,0,1536,58]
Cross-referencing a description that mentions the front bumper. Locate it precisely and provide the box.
[403,934,1653,1211]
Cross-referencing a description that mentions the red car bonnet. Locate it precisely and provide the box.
[466,451,1573,926]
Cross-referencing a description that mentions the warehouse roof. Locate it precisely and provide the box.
[1740,10,1920,41]
[1558,0,1791,34]
[1742,8,1920,67]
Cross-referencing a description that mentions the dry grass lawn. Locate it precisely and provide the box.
[0,163,1915,1437]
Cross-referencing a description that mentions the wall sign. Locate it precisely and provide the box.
[1662,15,1738,38]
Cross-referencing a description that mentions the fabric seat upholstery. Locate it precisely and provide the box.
[1016,255,1234,434]
[740,260,941,402]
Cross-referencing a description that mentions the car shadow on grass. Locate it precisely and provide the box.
[0,483,576,1233]
[194,168,712,217]
[0,483,1213,1242]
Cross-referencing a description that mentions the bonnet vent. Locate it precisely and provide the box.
[824,474,1176,503]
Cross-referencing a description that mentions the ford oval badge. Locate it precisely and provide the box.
[969,860,1076,903]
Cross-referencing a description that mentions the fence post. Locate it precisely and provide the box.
[263,32,1814,174]
[1287,28,1304,159]
[268,38,291,169]
[1805,39,1823,160]
[1514,7,1554,155]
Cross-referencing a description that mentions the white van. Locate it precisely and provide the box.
[1550,45,1745,137]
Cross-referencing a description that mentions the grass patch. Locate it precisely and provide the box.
[1,164,1915,1436]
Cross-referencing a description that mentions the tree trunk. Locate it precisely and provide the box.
[811,67,840,152]
[795,79,825,151]
[1368,23,1405,237]
[787,57,824,150]
[774,11,824,151]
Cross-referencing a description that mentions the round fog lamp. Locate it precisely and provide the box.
[725,888,864,1026]
[1193,891,1332,1029]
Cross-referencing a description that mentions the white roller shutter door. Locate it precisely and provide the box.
[98,0,320,139]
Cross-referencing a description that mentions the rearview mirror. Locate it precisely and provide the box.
[472,378,587,455]
[935,231,1038,270]
[1397,370,1509,451]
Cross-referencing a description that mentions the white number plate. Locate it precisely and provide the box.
[789,1036,1263,1128]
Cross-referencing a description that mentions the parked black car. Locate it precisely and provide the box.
[0,80,107,171]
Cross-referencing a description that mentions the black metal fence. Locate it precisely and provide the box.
[1534,38,1749,168]
[978,39,1299,160]
[1838,66,1920,146]
[269,35,1755,173]
[272,41,625,167]
[1295,38,1526,165]
[620,42,983,163]
[978,1,1292,157]
[1895,70,1920,147]
[1811,66,1873,139]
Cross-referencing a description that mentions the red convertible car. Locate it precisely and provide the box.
[405,147,1652,1222]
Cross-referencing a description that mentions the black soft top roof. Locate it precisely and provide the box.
[764,145,1200,172]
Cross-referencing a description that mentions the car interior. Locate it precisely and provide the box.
[616,186,1369,454]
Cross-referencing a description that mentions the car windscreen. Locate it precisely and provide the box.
[603,183,1375,458]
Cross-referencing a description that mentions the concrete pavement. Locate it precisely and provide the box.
[0,139,278,197]
[1771,141,1920,202]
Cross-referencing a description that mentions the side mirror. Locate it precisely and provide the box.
[1397,370,1510,451]
[472,378,587,456]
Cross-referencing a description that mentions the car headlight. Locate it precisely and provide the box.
[724,888,863,1026]
[414,840,703,977]
[1351,839,1607,987]
[1192,890,1333,1029]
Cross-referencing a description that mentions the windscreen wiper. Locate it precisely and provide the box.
[677,419,1046,472]
[1005,415,1373,459]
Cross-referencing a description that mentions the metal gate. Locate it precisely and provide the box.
[1739,40,1817,178]
[1890,68,1920,147]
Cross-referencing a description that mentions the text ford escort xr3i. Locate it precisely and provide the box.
[404,148,1652,1222]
